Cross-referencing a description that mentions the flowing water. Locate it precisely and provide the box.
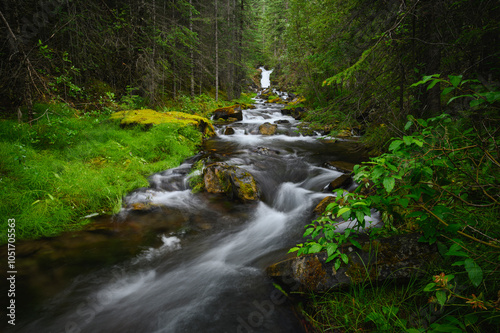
[3,84,371,333]
[259,67,273,88]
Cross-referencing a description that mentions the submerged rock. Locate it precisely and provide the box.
[252,146,281,156]
[204,162,260,202]
[266,233,438,293]
[259,122,278,135]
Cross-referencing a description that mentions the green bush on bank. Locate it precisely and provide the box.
[293,76,500,332]
[0,104,203,244]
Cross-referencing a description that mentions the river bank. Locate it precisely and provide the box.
[0,103,208,244]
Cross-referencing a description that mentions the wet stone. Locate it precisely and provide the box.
[259,122,278,135]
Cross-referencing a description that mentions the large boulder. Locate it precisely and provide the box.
[259,122,278,135]
[212,105,243,121]
[204,162,260,202]
[266,233,438,293]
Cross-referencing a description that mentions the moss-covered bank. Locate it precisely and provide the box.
[0,105,210,244]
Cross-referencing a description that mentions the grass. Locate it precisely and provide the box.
[300,278,425,332]
[0,103,204,243]
[300,249,500,333]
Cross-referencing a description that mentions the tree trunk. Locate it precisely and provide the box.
[190,0,195,98]
[215,0,219,101]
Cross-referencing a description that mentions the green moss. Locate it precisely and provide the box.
[0,108,203,244]
[110,109,215,136]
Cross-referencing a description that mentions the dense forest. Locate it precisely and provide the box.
[0,0,254,116]
[1,0,499,332]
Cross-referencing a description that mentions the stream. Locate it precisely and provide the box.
[3,72,370,333]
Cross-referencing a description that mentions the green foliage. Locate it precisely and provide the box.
[294,101,499,330]
[301,275,423,332]
[187,159,205,193]
[411,74,500,108]
[0,105,202,243]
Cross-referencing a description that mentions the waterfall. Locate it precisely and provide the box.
[259,66,273,88]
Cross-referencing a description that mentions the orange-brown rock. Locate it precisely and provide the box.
[259,122,278,135]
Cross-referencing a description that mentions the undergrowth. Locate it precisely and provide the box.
[293,75,500,332]
[0,103,202,243]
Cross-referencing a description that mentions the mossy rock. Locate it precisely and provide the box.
[212,105,243,121]
[266,233,438,293]
[203,162,260,202]
[110,109,215,136]
[259,122,278,135]
[267,97,284,104]
[287,96,306,106]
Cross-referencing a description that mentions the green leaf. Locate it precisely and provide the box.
[464,258,483,287]
[303,228,314,237]
[337,207,351,218]
[325,202,337,211]
[448,75,463,87]
[389,140,404,152]
[452,260,465,266]
[470,99,484,107]
[403,136,413,145]
[334,259,341,270]
[436,290,447,306]
[442,87,455,95]
[404,120,412,131]
[413,139,424,147]
[355,210,365,225]
[350,239,362,249]
[427,79,440,90]
[398,198,409,208]
[416,119,428,127]
[383,177,395,193]
[445,224,462,233]
[371,166,386,179]
[447,94,473,104]
[424,282,436,292]
[309,243,323,254]
[326,243,339,257]
[410,74,440,87]
[340,253,349,264]
[464,313,479,325]
[289,247,300,253]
